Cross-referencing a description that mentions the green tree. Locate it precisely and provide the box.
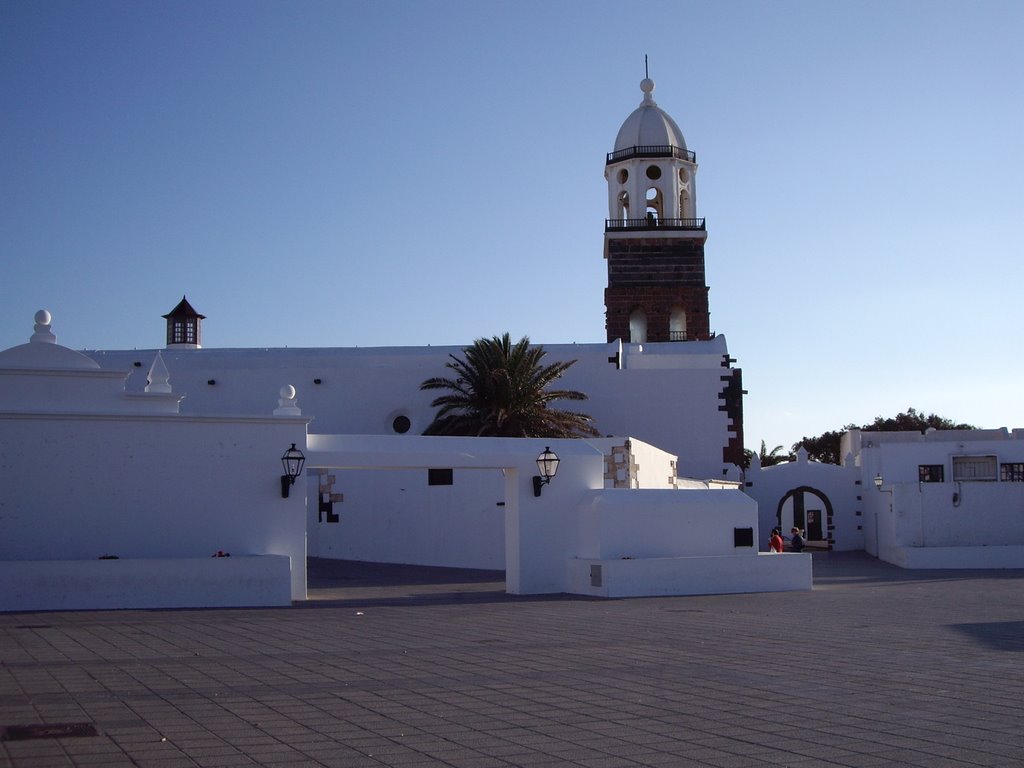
[743,440,792,468]
[794,408,976,465]
[420,333,598,438]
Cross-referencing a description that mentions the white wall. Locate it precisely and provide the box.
[87,336,742,480]
[308,467,507,569]
[854,428,1024,567]
[301,434,811,597]
[0,413,309,600]
[576,488,758,559]
[744,451,863,551]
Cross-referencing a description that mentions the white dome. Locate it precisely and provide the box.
[613,78,687,153]
[0,342,100,370]
[0,310,100,370]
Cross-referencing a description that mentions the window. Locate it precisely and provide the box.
[1000,463,1024,482]
[952,455,997,482]
[669,306,687,341]
[733,527,754,548]
[428,468,453,486]
[628,308,647,344]
[919,464,944,483]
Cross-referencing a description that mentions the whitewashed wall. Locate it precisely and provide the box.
[744,450,863,551]
[853,428,1024,567]
[87,336,740,480]
[303,434,809,596]
[308,468,507,569]
[0,413,309,600]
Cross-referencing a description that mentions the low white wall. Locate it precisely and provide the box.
[576,488,758,559]
[0,556,292,611]
[888,546,1024,570]
[567,553,812,597]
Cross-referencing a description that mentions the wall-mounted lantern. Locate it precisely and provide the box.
[281,443,306,498]
[533,447,560,497]
[873,473,883,490]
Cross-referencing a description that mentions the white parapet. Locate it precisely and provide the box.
[567,553,812,598]
[0,556,293,612]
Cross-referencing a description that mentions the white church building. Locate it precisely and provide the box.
[2,78,818,611]
[4,77,1018,611]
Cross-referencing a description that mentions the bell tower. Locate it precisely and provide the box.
[604,77,711,344]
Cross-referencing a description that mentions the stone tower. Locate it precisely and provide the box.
[604,78,711,344]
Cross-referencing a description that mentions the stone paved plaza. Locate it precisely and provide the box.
[2,553,1023,767]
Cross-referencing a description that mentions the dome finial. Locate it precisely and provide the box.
[31,309,56,344]
[640,54,655,105]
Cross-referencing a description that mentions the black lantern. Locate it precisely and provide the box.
[533,446,560,497]
[281,443,306,498]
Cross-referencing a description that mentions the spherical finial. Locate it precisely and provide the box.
[31,309,56,344]
[274,384,302,416]
[640,78,654,94]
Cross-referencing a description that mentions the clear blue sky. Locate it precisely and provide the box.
[3,0,1022,452]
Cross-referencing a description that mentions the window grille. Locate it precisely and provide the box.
[952,455,997,482]
[1000,463,1024,482]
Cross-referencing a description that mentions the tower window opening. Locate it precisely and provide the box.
[646,165,662,180]
[645,187,663,219]
[629,308,647,344]
[617,169,628,183]
[670,306,687,341]
[618,190,630,218]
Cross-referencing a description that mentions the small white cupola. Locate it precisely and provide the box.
[605,77,698,224]
[162,296,205,349]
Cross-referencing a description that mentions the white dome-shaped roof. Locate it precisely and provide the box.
[0,310,100,370]
[613,78,687,153]
[0,341,100,370]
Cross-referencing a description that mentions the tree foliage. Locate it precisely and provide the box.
[742,440,793,469]
[793,408,976,464]
[420,333,598,438]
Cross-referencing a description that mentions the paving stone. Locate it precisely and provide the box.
[2,553,1024,768]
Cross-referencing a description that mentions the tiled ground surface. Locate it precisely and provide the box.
[2,553,1023,767]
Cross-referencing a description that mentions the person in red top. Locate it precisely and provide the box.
[768,528,784,553]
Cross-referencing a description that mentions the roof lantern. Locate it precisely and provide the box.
[162,296,205,349]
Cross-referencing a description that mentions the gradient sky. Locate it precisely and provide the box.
[3,0,1022,452]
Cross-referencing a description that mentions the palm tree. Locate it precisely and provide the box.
[420,333,598,438]
[743,440,791,468]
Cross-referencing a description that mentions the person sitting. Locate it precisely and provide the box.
[790,527,805,552]
[769,528,784,553]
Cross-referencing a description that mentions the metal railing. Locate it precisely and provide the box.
[605,217,706,232]
[606,145,696,165]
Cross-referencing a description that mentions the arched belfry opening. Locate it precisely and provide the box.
[629,308,647,343]
[162,296,205,349]
[603,77,711,344]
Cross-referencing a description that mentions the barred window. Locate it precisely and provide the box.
[1000,463,1024,482]
[918,464,944,483]
[952,455,997,482]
